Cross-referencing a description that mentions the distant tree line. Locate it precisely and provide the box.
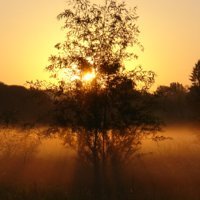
[2,59,200,128]
[154,60,200,125]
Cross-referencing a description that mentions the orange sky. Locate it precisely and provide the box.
[0,0,200,91]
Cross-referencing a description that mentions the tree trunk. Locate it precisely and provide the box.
[93,128,101,196]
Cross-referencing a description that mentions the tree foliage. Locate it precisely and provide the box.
[190,60,200,87]
[28,0,163,193]
[156,82,187,97]
[46,0,143,80]
[187,60,200,125]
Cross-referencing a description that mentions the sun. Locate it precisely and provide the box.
[57,63,95,82]
[83,72,95,81]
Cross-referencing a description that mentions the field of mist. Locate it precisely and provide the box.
[1,122,200,200]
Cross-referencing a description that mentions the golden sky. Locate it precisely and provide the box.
[0,0,200,91]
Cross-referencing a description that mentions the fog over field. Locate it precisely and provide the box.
[1,121,200,200]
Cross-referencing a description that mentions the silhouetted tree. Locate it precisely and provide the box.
[28,0,163,194]
[190,60,200,87]
[169,82,187,94]
[187,60,200,127]
[156,82,187,97]
[155,85,171,96]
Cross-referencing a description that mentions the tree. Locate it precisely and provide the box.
[155,82,187,96]
[190,60,200,87]
[28,0,163,195]
[169,82,187,94]
[187,60,200,127]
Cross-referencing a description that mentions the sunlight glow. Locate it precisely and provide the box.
[83,72,95,81]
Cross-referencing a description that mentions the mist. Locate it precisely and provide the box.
[1,122,200,200]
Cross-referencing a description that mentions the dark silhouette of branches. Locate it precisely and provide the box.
[186,60,200,131]
[27,0,163,194]
[190,60,200,87]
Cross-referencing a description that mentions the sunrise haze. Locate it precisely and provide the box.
[1,0,200,91]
